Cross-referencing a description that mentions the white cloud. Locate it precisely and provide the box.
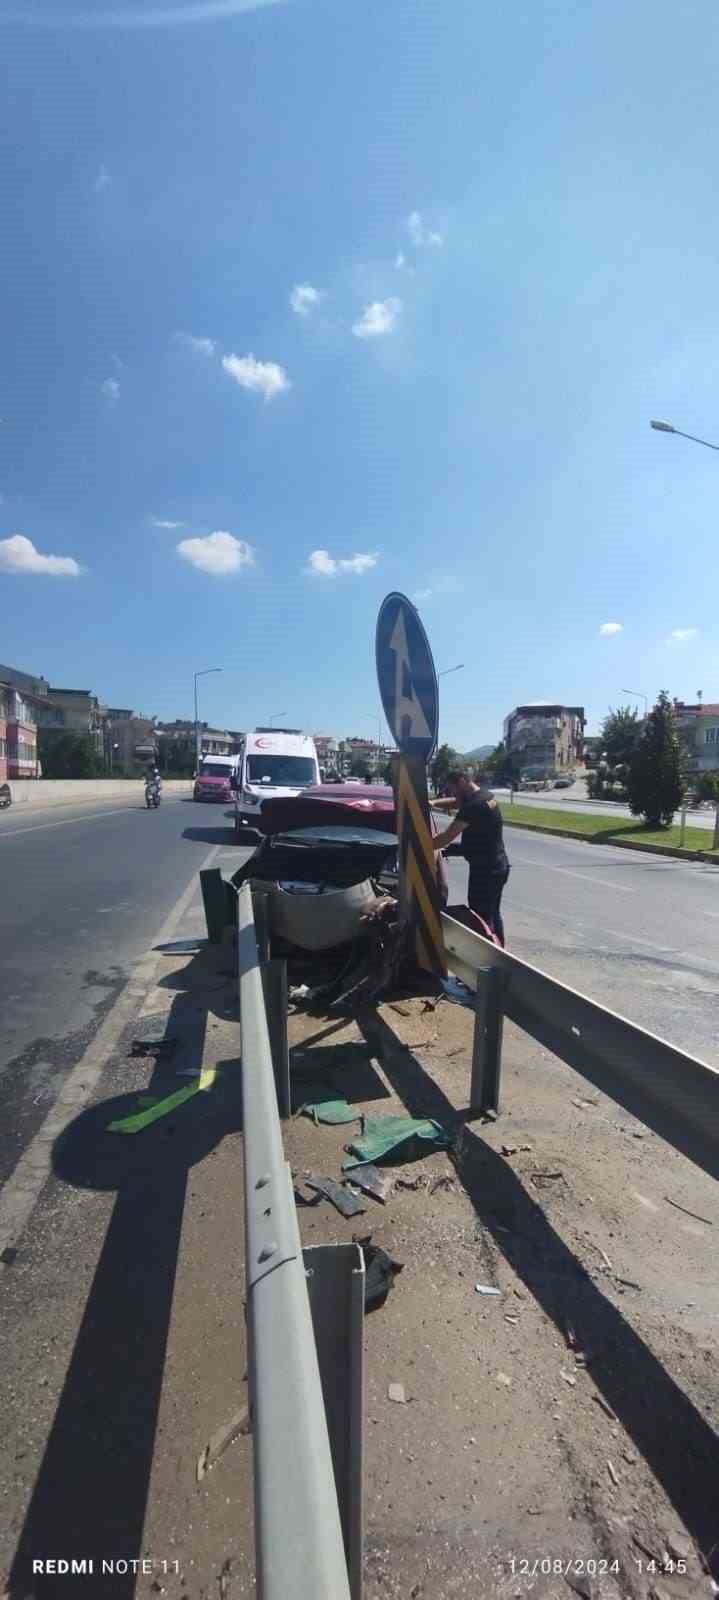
[352,298,402,339]
[150,516,183,529]
[221,352,290,401]
[599,621,623,636]
[177,530,255,576]
[305,549,378,577]
[0,534,83,577]
[175,332,216,357]
[668,627,699,643]
[406,210,443,249]
[94,164,111,192]
[290,283,324,317]
[101,377,120,402]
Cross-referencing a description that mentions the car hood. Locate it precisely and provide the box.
[258,792,395,835]
[197,775,230,788]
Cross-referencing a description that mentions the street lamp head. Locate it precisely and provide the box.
[650,419,676,433]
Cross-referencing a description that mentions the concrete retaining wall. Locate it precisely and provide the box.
[3,778,192,808]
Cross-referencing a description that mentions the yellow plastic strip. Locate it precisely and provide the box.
[108,1063,217,1134]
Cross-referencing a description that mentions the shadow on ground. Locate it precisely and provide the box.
[358,1008,719,1567]
[9,949,242,1600]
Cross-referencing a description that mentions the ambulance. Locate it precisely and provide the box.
[232,728,320,838]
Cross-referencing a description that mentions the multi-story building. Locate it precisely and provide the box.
[504,703,585,779]
[104,709,157,774]
[45,687,104,756]
[672,699,719,777]
[0,662,51,780]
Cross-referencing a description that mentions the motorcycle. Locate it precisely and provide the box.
[145,778,161,809]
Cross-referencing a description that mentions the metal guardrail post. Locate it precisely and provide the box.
[237,884,352,1600]
[470,967,504,1114]
[304,1243,365,1600]
[200,866,228,943]
[441,910,719,1183]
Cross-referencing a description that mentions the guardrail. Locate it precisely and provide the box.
[441,910,719,1184]
[237,882,361,1600]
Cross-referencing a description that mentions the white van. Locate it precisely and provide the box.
[232,728,320,838]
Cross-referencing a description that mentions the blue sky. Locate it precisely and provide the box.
[1,0,718,749]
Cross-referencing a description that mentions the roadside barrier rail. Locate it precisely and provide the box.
[441,911,719,1184]
[237,882,355,1600]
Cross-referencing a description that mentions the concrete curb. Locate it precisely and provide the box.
[503,816,719,866]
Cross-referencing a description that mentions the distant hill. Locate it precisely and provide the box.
[462,744,494,762]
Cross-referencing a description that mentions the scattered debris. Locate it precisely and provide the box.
[593,1394,617,1421]
[572,1096,598,1110]
[607,1459,619,1486]
[441,976,474,1008]
[496,1371,512,1388]
[1,1247,19,1266]
[475,1284,502,1297]
[304,1176,366,1218]
[597,1246,613,1271]
[196,1407,251,1482]
[395,1172,429,1191]
[346,1164,392,1204]
[501,1144,519,1156]
[622,1450,637,1465]
[293,1181,322,1207]
[429,1174,455,1194]
[300,1096,361,1126]
[615,1277,642,1291]
[665,1196,713,1226]
[421,997,438,1013]
[130,1014,177,1055]
[560,1371,577,1387]
[565,1574,592,1599]
[343,1114,451,1170]
[388,1002,411,1017]
[504,1313,519,1325]
[289,984,311,1002]
[531,1170,566,1190]
[219,1558,233,1600]
[446,1047,464,1058]
[353,1235,404,1311]
[565,1322,577,1349]
[108,1065,216,1134]
[388,1382,406,1404]
[665,1531,692,1562]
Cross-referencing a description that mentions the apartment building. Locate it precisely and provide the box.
[504,703,585,778]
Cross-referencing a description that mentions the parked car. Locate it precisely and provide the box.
[553,776,574,789]
[194,756,237,804]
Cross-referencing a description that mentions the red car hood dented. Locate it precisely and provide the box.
[258,784,395,836]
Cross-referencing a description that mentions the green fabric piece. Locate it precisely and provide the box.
[301,1097,361,1126]
[342,1114,451,1170]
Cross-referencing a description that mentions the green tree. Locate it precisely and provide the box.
[600,706,642,766]
[38,730,103,778]
[431,743,460,793]
[696,771,719,804]
[349,750,373,779]
[157,734,196,777]
[626,691,686,827]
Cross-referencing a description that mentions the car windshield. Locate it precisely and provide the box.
[200,763,232,778]
[247,756,316,786]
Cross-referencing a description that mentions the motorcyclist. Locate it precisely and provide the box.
[145,765,161,797]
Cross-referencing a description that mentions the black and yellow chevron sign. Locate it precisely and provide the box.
[394,754,447,977]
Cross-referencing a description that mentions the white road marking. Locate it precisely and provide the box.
[511,855,635,893]
[510,901,719,975]
[0,798,185,839]
[0,843,219,1259]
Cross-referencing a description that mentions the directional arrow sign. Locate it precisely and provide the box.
[376,592,439,759]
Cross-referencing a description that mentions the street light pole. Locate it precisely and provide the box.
[437,663,465,678]
[194,668,222,772]
[621,687,649,719]
[650,419,719,452]
[268,711,287,727]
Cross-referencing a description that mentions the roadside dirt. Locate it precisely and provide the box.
[2,925,717,1600]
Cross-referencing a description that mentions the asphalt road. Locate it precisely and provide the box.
[447,828,719,1066]
[0,795,250,1188]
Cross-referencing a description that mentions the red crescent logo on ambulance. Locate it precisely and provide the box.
[255,738,272,749]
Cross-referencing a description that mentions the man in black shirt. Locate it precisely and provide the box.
[432,769,510,945]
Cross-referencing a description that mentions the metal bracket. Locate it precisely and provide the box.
[245,1164,298,1291]
[470,966,505,1114]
